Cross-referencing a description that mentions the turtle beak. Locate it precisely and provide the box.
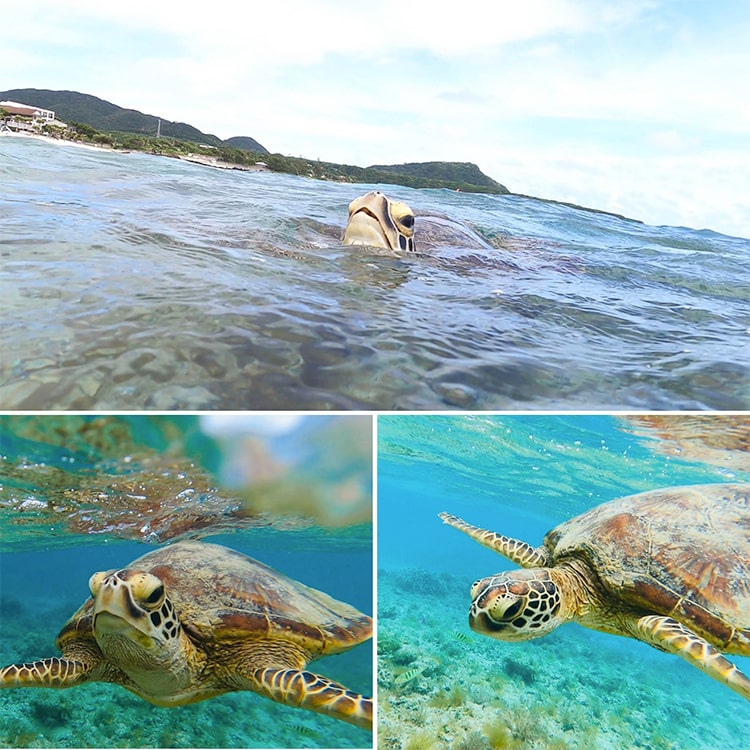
[90,570,156,648]
[343,208,392,248]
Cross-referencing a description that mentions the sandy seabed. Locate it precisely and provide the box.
[377,567,750,750]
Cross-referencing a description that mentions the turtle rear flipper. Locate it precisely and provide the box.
[0,657,94,688]
[249,667,373,730]
[635,615,750,701]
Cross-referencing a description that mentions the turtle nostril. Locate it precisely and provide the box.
[501,600,524,621]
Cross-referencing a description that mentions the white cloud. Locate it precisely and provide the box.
[481,143,750,235]
[6,0,659,76]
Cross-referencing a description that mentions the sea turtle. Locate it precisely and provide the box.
[439,483,750,701]
[0,540,373,729]
[342,190,494,254]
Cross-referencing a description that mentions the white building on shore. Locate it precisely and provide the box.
[0,100,56,121]
[0,100,68,133]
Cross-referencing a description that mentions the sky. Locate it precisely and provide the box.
[4,0,750,237]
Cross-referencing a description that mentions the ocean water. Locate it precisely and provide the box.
[377,415,750,750]
[2,135,749,411]
[0,415,373,749]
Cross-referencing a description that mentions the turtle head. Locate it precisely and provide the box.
[342,191,415,252]
[468,569,565,641]
[89,568,182,654]
[87,567,206,702]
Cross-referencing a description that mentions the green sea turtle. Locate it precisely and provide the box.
[342,190,493,253]
[343,191,416,252]
[439,483,750,701]
[0,540,373,729]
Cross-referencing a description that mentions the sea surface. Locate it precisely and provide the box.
[0,415,373,749]
[377,414,750,750]
[2,135,748,411]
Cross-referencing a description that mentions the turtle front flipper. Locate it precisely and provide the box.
[438,512,549,567]
[1,657,94,689]
[635,615,750,701]
[249,667,373,730]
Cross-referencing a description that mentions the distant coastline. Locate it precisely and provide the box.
[1,129,640,224]
[0,125,505,191]
[1,89,508,193]
[0,131,264,172]
[1,88,640,223]
[174,153,268,172]
[0,129,115,152]
[0,130,267,172]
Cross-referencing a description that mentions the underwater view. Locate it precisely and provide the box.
[377,414,750,750]
[2,136,749,411]
[0,414,373,749]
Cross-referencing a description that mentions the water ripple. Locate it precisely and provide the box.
[2,137,748,409]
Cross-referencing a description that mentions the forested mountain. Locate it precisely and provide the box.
[368,161,508,193]
[2,88,508,192]
[0,88,269,153]
[223,135,268,153]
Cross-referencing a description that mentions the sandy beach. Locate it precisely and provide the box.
[0,130,267,172]
[0,130,116,152]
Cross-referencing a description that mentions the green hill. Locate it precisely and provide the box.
[2,88,508,192]
[223,135,268,153]
[241,156,509,193]
[368,161,508,193]
[0,88,269,153]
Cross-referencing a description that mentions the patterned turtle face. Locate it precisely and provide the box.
[342,191,415,252]
[89,568,181,651]
[469,570,564,641]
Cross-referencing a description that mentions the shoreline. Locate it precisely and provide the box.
[0,129,116,153]
[176,153,267,172]
[0,130,267,172]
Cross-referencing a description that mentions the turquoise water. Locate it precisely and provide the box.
[377,415,750,749]
[2,136,749,411]
[0,415,373,749]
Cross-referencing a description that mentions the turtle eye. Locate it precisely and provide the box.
[400,214,414,229]
[144,584,165,606]
[89,571,109,596]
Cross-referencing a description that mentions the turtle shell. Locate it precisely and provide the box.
[544,483,750,650]
[57,541,372,657]
[414,215,492,253]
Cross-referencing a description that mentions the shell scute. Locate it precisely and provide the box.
[545,484,750,645]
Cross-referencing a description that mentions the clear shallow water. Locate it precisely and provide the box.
[377,415,750,749]
[0,415,373,749]
[2,136,748,410]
